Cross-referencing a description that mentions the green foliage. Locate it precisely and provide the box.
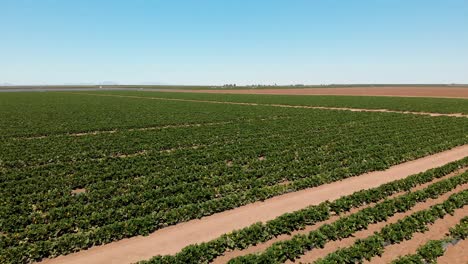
[1,91,467,263]
[104,90,468,114]
[392,217,468,264]
[449,216,468,240]
[228,173,468,264]
[140,160,468,264]
[317,191,468,264]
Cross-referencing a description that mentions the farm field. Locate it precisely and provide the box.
[0,91,467,263]
[71,90,468,115]
[143,160,468,264]
[157,86,468,99]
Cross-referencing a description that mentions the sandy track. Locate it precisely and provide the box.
[213,169,467,263]
[292,185,468,263]
[163,86,468,98]
[68,92,468,118]
[38,145,468,264]
[437,239,468,264]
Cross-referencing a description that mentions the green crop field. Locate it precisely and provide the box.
[143,160,468,264]
[83,90,468,114]
[0,91,467,263]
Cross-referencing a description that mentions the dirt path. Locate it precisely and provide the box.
[437,239,468,264]
[213,169,468,263]
[67,92,468,118]
[293,185,468,263]
[37,145,468,264]
[161,86,468,99]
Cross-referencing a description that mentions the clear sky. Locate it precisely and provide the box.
[1,0,468,85]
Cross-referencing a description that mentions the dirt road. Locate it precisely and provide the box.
[39,145,468,264]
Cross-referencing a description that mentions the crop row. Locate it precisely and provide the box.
[1,153,467,262]
[391,216,467,264]
[1,129,463,239]
[2,114,426,171]
[0,92,296,138]
[4,107,455,169]
[139,158,468,264]
[1,92,467,263]
[226,172,468,263]
[2,111,464,235]
[0,112,387,169]
[315,191,467,263]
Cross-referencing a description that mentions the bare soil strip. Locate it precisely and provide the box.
[437,239,468,264]
[366,205,468,264]
[159,86,468,99]
[38,145,468,264]
[292,185,468,263]
[68,92,468,118]
[213,169,467,263]
[17,116,289,140]
[9,143,208,172]
[19,121,232,140]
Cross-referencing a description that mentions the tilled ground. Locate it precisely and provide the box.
[165,86,468,98]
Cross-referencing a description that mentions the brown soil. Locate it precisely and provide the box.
[437,239,468,264]
[114,150,148,158]
[164,86,468,99]
[366,206,468,263]
[70,188,86,195]
[292,186,468,263]
[38,145,468,264]
[213,169,467,263]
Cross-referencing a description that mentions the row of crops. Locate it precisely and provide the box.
[142,158,468,264]
[1,91,467,138]
[392,217,467,264]
[0,92,467,263]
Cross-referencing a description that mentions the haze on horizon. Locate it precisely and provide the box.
[1,0,468,86]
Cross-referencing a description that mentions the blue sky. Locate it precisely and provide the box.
[1,0,468,85]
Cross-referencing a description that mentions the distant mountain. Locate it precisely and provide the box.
[0,82,15,86]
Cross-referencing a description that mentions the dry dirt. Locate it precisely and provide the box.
[293,186,468,263]
[164,86,468,98]
[437,239,468,264]
[38,145,468,264]
[367,205,468,264]
[213,169,467,263]
[70,188,86,195]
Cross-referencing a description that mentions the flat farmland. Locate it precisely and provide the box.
[159,86,468,99]
[0,91,467,263]
[75,90,468,115]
